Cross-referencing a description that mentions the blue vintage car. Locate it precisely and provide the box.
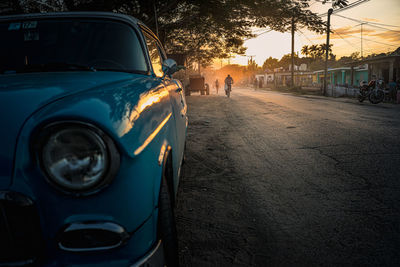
[0,12,187,266]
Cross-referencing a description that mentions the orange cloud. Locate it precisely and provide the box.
[370,31,400,43]
[331,26,375,39]
[362,18,381,23]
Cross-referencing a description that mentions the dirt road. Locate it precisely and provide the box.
[175,88,400,267]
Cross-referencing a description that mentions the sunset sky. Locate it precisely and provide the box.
[227,0,400,66]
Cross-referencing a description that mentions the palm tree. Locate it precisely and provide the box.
[309,44,319,60]
[301,45,310,57]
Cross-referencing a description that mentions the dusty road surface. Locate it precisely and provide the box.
[175,87,400,267]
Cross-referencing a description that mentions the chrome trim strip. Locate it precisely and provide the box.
[130,240,164,267]
[134,113,172,156]
[158,142,168,166]
[59,241,124,253]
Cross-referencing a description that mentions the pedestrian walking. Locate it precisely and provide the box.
[388,79,397,102]
[215,79,219,94]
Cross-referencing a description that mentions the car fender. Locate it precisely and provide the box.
[12,76,178,239]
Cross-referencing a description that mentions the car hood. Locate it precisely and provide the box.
[0,71,134,188]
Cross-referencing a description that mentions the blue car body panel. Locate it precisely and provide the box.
[0,12,187,266]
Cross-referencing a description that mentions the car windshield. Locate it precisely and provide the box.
[0,18,148,74]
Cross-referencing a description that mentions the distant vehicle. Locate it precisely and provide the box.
[0,12,187,266]
[186,75,210,95]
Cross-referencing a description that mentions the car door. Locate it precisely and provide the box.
[141,30,187,177]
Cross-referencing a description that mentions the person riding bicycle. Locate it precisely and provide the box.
[224,74,234,93]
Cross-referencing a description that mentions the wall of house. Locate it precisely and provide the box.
[354,71,368,86]
[315,69,368,87]
[327,84,358,97]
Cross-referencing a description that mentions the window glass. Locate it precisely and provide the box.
[143,32,164,77]
[0,19,148,74]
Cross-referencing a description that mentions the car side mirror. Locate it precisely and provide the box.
[162,58,178,78]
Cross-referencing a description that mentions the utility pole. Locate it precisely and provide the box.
[291,17,295,88]
[360,22,366,58]
[323,8,333,96]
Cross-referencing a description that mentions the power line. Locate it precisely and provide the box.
[331,29,395,58]
[331,0,370,13]
[329,14,400,57]
[318,0,371,17]
[296,32,309,54]
[365,23,400,33]
[244,29,273,41]
[330,28,395,57]
[362,36,376,55]
[333,30,399,48]
[254,29,273,37]
[332,28,376,54]
[361,37,399,48]
[298,29,316,45]
[333,13,400,28]
[331,28,359,50]
[331,23,359,30]
[245,1,374,42]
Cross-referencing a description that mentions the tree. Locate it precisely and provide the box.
[319,43,335,60]
[1,0,66,13]
[278,53,299,69]
[4,0,326,67]
[301,45,310,58]
[248,58,259,72]
[262,57,279,71]
[301,43,334,61]
[159,0,327,67]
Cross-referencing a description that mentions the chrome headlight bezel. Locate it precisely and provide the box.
[33,121,120,196]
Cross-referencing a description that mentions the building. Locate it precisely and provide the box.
[255,73,274,85]
[262,64,313,87]
[314,66,368,87]
[274,71,314,86]
[347,54,400,83]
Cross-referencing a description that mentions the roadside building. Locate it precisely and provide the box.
[255,71,274,87]
[313,53,400,87]
[274,70,314,87]
[314,66,368,87]
[347,54,400,84]
[254,74,265,87]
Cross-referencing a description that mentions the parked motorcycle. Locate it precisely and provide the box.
[358,79,385,104]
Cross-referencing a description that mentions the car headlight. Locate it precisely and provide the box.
[37,122,120,194]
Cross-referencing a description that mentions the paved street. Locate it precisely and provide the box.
[176,88,400,266]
